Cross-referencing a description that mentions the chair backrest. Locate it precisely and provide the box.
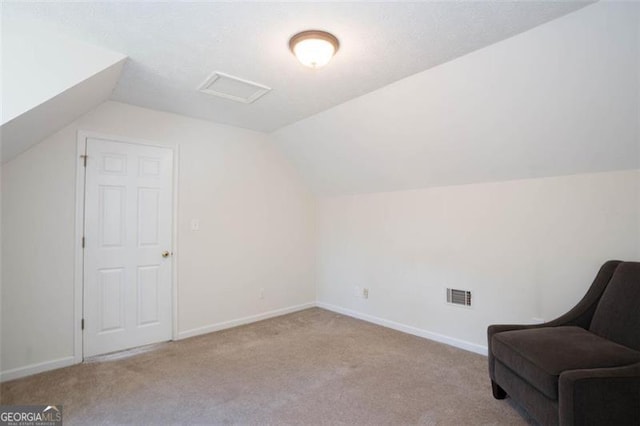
[589,262,640,350]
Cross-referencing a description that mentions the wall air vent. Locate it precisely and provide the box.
[198,72,271,104]
[446,288,472,307]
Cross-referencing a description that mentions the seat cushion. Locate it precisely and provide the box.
[492,326,640,399]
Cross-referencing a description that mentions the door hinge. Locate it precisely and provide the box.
[80,154,87,167]
[81,319,85,330]
[82,236,85,248]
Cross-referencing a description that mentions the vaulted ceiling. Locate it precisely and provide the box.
[271,2,640,195]
[4,1,591,133]
[1,20,126,163]
[5,1,636,196]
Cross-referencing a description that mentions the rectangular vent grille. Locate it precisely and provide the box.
[198,72,271,104]
[447,288,472,307]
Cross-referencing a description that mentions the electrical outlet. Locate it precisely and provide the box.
[190,219,200,231]
[362,288,369,299]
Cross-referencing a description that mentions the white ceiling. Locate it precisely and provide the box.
[3,1,591,133]
[1,20,126,162]
[272,2,640,195]
[1,61,124,163]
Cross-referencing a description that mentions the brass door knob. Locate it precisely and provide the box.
[162,250,171,258]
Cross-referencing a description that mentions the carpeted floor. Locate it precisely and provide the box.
[0,308,534,425]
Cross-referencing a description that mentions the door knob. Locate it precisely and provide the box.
[162,250,171,258]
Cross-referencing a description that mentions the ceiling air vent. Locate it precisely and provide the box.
[198,72,271,104]
[447,288,472,307]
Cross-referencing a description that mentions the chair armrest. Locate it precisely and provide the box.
[487,261,621,380]
[559,362,640,426]
[489,260,620,337]
[546,260,622,329]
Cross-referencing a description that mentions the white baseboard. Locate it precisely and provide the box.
[316,302,488,356]
[1,301,484,382]
[177,302,316,340]
[0,356,76,382]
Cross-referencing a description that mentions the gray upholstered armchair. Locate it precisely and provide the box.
[488,260,640,425]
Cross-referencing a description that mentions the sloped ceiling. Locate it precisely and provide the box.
[1,21,126,163]
[1,63,125,163]
[3,1,591,133]
[272,2,640,195]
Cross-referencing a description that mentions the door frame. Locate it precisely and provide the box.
[73,130,180,363]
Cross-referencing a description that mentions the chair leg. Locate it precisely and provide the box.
[492,380,507,399]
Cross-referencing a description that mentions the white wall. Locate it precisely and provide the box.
[317,170,640,353]
[1,101,316,378]
[1,0,638,381]
[272,1,640,354]
[0,166,3,370]
[272,2,640,196]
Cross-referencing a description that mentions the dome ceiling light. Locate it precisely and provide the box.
[289,30,340,69]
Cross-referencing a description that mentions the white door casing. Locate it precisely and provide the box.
[83,137,173,357]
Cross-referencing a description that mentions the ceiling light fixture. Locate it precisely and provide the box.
[289,30,340,69]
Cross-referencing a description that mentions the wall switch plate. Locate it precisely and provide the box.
[362,288,369,299]
[190,219,200,231]
[259,288,265,299]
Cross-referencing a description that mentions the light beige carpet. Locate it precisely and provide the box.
[1,308,534,425]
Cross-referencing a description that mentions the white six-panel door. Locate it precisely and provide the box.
[83,137,173,357]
